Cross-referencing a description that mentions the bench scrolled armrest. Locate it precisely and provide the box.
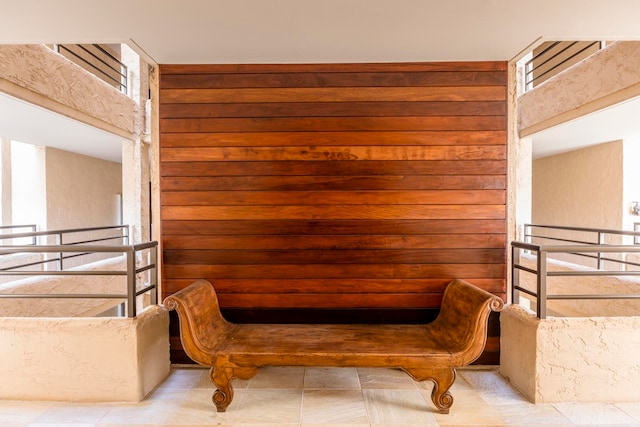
[427,279,504,365]
[163,279,231,366]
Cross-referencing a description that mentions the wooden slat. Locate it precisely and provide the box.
[163,248,505,265]
[160,116,506,133]
[162,263,506,279]
[162,234,506,250]
[161,205,506,220]
[160,131,507,147]
[162,190,506,206]
[160,160,506,176]
[160,71,507,89]
[161,219,507,236]
[162,278,506,295]
[160,62,508,74]
[160,101,507,118]
[161,146,506,162]
[161,175,506,191]
[160,86,506,103]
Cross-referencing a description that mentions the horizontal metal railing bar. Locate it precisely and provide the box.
[0,293,127,299]
[0,244,137,254]
[526,41,579,83]
[0,225,129,242]
[0,270,128,276]
[61,236,127,245]
[514,286,538,297]
[548,270,640,276]
[526,223,640,237]
[513,264,538,275]
[524,41,560,71]
[135,285,156,297]
[0,257,59,271]
[525,234,595,245]
[528,42,599,85]
[0,224,37,231]
[132,241,157,250]
[56,44,127,90]
[511,243,640,253]
[135,264,155,274]
[548,294,640,300]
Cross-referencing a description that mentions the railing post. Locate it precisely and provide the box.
[597,232,605,269]
[537,250,547,319]
[126,247,136,317]
[150,245,158,305]
[58,232,64,271]
[512,244,520,304]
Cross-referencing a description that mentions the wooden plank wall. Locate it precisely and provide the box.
[159,62,507,362]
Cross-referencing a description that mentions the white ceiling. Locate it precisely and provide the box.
[2,0,640,161]
[0,93,125,163]
[3,0,640,64]
[529,96,640,159]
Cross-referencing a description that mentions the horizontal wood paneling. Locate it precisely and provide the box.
[160,160,507,176]
[159,61,507,320]
[161,131,507,146]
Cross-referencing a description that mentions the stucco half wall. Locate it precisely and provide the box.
[500,304,640,403]
[0,305,170,402]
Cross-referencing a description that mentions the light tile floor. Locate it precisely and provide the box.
[2,366,640,426]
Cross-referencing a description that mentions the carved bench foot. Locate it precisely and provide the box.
[405,367,456,414]
[210,359,258,412]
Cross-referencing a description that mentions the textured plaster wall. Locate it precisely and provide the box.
[519,41,640,135]
[45,147,122,230]
[532,141,624,232]
[0,44,135,138]
[0,257,127,317]
[516,254,640,317]
[0,305,170,402]
[501,305,640,403]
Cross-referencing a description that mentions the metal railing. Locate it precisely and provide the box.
[0,242,158,317]
[0,224,37,245]
[0,225,129,271]
[54,44,128,93]
[524,41,602,91]
[512,224,640,319]
[523,223,640,269]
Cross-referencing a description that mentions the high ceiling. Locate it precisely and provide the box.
[2,0,640,162]
[2,0,640,64]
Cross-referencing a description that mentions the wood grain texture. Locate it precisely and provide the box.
[159,61,507,319]
[163,278,504,413]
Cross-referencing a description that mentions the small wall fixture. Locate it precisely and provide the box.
[632,202,640,216]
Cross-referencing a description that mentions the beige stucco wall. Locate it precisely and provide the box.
[532,140,624,232]
[0,256,126,317]
[501,305,640,403]
[519,41,640,136]
[516,254,640,317]
[45,147,122,230]
[0,305,170,402]
[0,44,135,138]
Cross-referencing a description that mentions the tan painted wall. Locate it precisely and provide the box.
[0,305,170,402]
[501,305,640,403]
[0,44,135,138]
[45,147,122,230]
[519,41,640,136]
[532,141,624,232]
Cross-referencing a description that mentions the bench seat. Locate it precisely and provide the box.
[164,278,503,414]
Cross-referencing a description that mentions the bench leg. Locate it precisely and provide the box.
[210,359,258,412]
[405,367,456,414]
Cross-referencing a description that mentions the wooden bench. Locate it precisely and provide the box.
[163,278,503,414]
